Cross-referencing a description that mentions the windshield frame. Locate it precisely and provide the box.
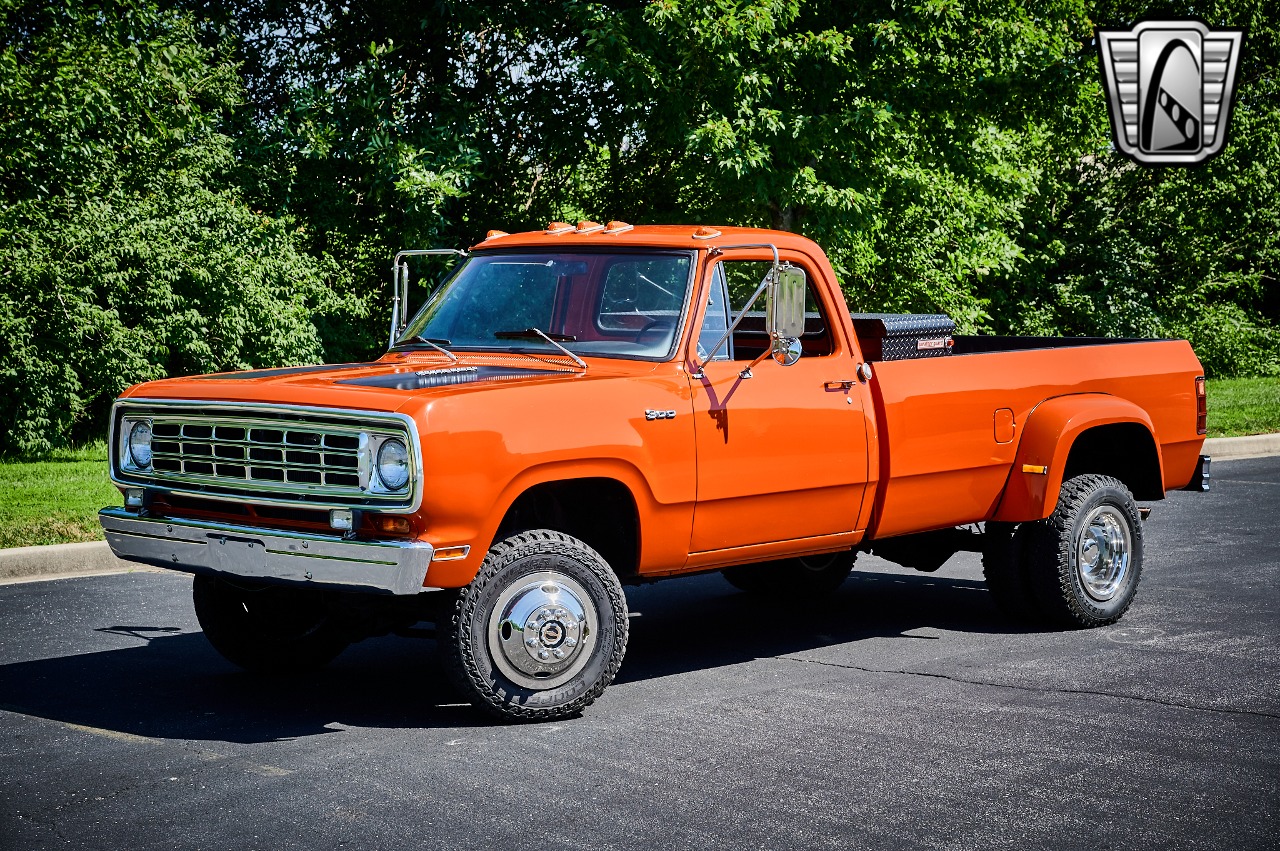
[390,247,700,363]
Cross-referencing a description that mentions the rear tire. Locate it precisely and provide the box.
[192,575,350,673]
[1024,474,1144,628]
[982,522,1040,621]
[440,530,629,722]
[721,550,856,596]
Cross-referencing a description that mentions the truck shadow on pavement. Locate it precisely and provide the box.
[0,565,1035,743]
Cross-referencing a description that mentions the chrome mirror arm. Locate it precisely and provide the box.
[389,249,468,349]
[692,243,780,376]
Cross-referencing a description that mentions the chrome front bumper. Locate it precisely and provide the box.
[99,507,434,595]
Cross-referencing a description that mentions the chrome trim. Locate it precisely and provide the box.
[100,507,435,595]
[695,243,781,370]
[109,399,424,513]
[391,249,467,348]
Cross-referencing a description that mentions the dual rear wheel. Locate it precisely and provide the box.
[984,473,1144,628]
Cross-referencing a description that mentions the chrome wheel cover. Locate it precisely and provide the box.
[487,570,599,690]
[1075,505,1132,602]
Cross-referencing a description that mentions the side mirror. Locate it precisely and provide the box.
[767,264,806,366]
[389,249,467,348]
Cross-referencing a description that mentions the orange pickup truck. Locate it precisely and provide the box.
[100,223,1210,720]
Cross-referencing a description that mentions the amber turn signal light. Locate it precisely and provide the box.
[603,220,634,234]
[485,229,508,240]
[692,226,721,239]
[575,220,605,234]
[373,515,412,535]
[545,221,574,234]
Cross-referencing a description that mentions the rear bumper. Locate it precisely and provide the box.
[99,507,434,595]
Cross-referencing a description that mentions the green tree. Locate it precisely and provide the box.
[1009,0,1279,377]
[0,0,359,453]
[574,0,1104,330]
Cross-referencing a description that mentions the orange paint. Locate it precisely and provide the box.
[114,226,1206,588]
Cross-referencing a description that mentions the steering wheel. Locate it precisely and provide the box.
[633,319,675,344]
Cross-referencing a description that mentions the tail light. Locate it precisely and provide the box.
[1195,376,1207,435]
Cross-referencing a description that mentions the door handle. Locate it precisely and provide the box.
[824,380,856,391]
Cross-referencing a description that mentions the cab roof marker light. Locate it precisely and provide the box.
[485,230,509,240]
[692,226,721,240]
[545,222,574,235]
[603,220,634,234]
[575,220,605,234]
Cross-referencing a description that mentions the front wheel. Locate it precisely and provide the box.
[440,530,629,722]
[1024,474,1144,628]
[721,550,856,596]
[192,575,350,672]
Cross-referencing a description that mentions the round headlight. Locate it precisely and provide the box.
[128,421,153,468]
[376,438,409,490]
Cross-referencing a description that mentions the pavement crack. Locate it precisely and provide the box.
[777,655,1280,720]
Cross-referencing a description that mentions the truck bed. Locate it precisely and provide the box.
[863,337,1204,539]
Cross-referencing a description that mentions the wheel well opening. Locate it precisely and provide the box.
[1062,423,1163,500]
[496,478,640,578]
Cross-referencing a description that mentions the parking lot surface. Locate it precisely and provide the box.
[1,457,1276,850]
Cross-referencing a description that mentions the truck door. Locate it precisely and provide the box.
[688,254,872,554]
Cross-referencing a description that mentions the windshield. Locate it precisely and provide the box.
[394,251,696,361]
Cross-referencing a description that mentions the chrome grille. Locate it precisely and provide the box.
[149,421,363,489]
[112,402,418,510]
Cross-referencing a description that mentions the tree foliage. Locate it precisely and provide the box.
[1,0,1276,452]
[0,0,361,453]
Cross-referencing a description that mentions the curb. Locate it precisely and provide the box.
[0,540,145,585]
[1203,433,1280,460]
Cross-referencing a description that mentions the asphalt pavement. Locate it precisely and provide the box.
[1,457,1276,850]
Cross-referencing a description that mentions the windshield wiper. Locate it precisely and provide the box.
[493,328,587,370]
[397,335,457,362]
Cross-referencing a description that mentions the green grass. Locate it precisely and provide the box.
[0,441,120,549]
[0,379,1276,549]
[1206,376,1280,438]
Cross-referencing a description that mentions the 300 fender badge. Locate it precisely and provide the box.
[644,410,677,421]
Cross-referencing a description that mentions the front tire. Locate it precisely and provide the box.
[721,550,856,596]
[440,530,629,722]
[192,575,350,673]
[1025,474,1144,628]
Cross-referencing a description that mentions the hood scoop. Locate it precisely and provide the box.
[336,365,568,391]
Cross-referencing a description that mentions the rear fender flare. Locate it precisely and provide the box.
[993,394,1161,523]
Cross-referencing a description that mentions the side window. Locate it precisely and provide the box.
[697,264,733,361]
[716,260,834,359]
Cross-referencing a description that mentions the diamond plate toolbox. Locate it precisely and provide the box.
[850,314,956,362]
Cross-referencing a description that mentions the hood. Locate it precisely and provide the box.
[121,352,646,415]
